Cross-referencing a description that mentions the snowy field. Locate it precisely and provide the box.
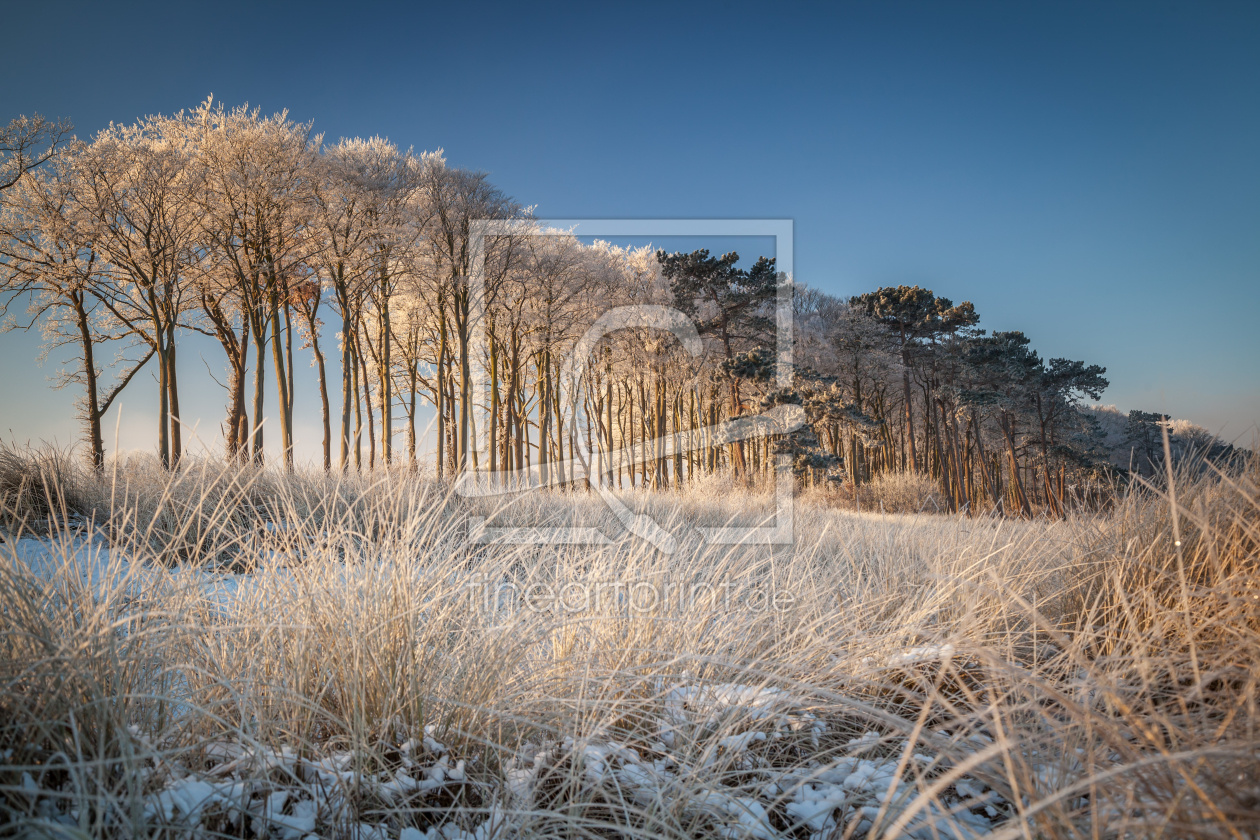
[1,459,1258,838]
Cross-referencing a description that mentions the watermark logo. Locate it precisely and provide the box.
[464,574,798,616]
[456,219,796,553]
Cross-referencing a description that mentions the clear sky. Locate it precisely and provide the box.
[2,0,1258,461]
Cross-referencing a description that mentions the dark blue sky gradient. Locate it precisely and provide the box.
[2,0,1257,458]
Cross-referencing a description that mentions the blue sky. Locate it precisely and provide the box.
[2,0,1258,460]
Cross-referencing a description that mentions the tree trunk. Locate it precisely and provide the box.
[72,290,105,471]
[971,412,997,512]
[312,326,330,471]
[284,294,295,446]
[157,337,170,469]
[1001,414,1032,517]
[1035,396,1064,519]
[552,358,564,486]
[352,339,363,470]
[489,329,499,474]
[407,358,418,469]
[358,332,376,470]
[436,311,447,479]
[511,339,524,476]
[607,372,615,488]
[379,281,392,466]
[167,319,182,468]
[337,273,353,471]
[728,378,748,479]
[269,290,292,470]
[457,317,470,474]
[537,351,550,486]
[902,364,917,473]
[228,315,250,463]
[251,307,267,464]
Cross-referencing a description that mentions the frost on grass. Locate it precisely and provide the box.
[2,456,1259,838]
[120,699,996,840]
[4,634,1007,839]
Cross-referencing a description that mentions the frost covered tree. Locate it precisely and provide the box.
[351,139,435,467]
[172,100,317,468]
[73,118,200,468]
[309,139,386,470]
[808,295,901,485]
[0,160,151,469]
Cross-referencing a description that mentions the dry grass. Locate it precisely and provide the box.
[0,444,1257,838]
[813,471,947,515]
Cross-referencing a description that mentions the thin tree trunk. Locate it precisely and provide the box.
[72,290,104,471]
[284,293,295,444]
[729,378,747,479]
[157,334,170,469]
[552,357,564,486]
[457,318,470,474]
[230,315,250,463]
[902,363,917,472]
[167,320,181,468]
[607,370,615,487]
[251,306,268,464]
[537,352,550,486]
[509,336,523,475]
[358,331,376,470]
[489,330,499,474]
[312,326,330,471]
[379,281,392,465]
[436,311,447,479]
[269,290,292,469]
[407,357,418,469]
[340,308,353,471]
[1001,414,1032,517]
[352,339,363,470]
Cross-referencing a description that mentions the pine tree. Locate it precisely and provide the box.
[660,249,779,478]
[850,285,978,473]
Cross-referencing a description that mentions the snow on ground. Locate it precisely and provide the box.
[9,703,1006,840]
[7,653,1008,839]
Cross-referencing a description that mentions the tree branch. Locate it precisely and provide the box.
[98,347,156,415]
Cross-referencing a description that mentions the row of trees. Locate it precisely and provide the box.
[0,101,525,475]
[789,287,1110,515]
[2,103,1194,516]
